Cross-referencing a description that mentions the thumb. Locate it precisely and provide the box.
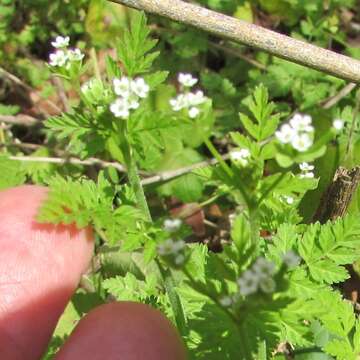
[0,186,94,360]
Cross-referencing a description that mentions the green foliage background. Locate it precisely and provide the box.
[1,1,360,359]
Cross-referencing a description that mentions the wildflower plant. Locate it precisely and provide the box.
[3,10,360,360]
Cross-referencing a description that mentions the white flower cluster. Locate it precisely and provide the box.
[110,76,149,119]
[237,257,276,296]
[299,162,315,178]
[219,252,301,307]
[169,73,207,118]
[163,218,182,232]
[275,113,314,152]
[230,148,251,167]
[157,238,186,265]
[49,36,84,68]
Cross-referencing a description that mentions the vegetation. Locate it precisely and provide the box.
[1,1,360,359]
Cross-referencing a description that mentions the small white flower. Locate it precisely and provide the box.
[188,107,200,118]
[219,296,233,307]
[259,277,276,294]
[170,94,188,111]
[110,98,130,119]
[172,240,186,253]
[49,50,68,67]
[282,195,294,205]
[230,148,251,167]
[158,239,185,255]
[113,77,131,98]
[131,77,150,98]
[51,35,70,48]
[164,218,182,232]
[187,90,206,106]
[275,124,297,144]
[68,48,84,61]
[282,251,301,268]
[290,114,313,132]
[178,73,198,87]
[291,133,313,152]
[237,270,259,296]
[299,171,315,179]
[252,257,276,279]
[332,119,344,131]
[299,162,314,172]
[174,254,185,265]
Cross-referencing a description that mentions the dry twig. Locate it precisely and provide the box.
[322,83,357,109]
[8,155,127,173]
[141,154,229,185]
[0,114,40,126]
[109,0,360,83]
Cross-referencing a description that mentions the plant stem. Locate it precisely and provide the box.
[117,121,188,332]
[90,48,102,82]
[125,144,153,221]
[204,137,232,178]
[119,121,152,221]
[156,259,188,335]
[203,137,252,208]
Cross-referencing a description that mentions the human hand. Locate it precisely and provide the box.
[0,186,187,360]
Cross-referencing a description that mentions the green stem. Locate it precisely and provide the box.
[203,137,252,210]
[156,259,188,335]
[204,137,232,178]
[126,146,152,221]
[119,121,152,221]
[116,121,187,332]
[90,48,101,82]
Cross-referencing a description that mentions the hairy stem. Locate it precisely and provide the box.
[116,121,188,332]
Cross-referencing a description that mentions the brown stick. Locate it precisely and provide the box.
[321,83,357,109]
[0,114,40,126]
[8,155,127,173]
[109,0,360,83]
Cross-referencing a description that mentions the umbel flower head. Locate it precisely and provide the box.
[275,113,314,152]
[169,73,207,118]
[48,36,84,69]
[237,257,277,297]
[110,76,150,119]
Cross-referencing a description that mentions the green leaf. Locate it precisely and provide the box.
[116,11,159,76]
[308,259,349,284]
[299,215,360,285]
[239,84,280,141]
[0,157,26,190]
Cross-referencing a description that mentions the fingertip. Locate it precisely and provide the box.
[0,185,95,360]
[55,302,188,360]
